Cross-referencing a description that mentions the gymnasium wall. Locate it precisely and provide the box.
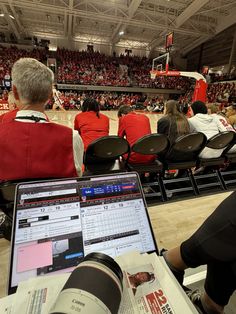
[57,83,183,95]
[186,24,236,71]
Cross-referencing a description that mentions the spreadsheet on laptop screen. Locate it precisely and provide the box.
[9,173,157,291]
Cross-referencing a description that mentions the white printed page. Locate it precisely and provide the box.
[12,273,69,314]
[0,294,15,314]
[116,252,198,314]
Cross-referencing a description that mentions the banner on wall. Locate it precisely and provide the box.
[0,100,9,110]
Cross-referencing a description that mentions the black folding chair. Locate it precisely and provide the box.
[125,134,169,201]
[161,132,207,199]
[218,132,236,187]
[197,131,235,190]
[0,181,17,220]
[84,136,130,175]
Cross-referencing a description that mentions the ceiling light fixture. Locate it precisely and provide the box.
[119,31,124,35]
[0,13,5,17]
[9,14,15,19]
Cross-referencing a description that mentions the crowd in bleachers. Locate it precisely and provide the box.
[46,91,148,110]
[57,48,191,89]
[207,82,235,103]
[179,81,236,106]
[0,46,47,85]
[0,46,235,102]
[0,46,236,112]
[0,46,191,90]
[210,71,236,83]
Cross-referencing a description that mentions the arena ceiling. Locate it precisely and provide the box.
[0,0,235,55]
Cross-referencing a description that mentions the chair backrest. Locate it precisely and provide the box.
[223,132,236,154]
[85,136,130,163]
[0,181,16,203]
[166,132,207,161]
[206,131,235,150]
[131,134,169,155]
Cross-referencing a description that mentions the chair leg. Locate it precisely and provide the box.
[215,169,227,190]
[188,168,200,195]
[157,173,167,202]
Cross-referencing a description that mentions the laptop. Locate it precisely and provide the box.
[8,172,158,294]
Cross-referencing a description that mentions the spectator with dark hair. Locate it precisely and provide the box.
[117,105,132,117]
[157,100,190,145]
[0,58,84,181]
[177,102,190,116]
[74,97,109,150]
[117,105,155,164]
[161,191,236,314]
[189,101,228,158]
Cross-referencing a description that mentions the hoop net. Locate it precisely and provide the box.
[150,71,157,79]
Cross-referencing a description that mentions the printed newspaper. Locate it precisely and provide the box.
[0,251,197,314]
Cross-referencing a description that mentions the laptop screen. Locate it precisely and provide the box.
[9,172,157,293]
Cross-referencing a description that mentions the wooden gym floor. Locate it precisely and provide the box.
[0,111,235,310]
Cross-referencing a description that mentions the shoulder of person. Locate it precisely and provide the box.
[100,112,109,119]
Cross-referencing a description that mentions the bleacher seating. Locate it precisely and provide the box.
[0,46,190,90]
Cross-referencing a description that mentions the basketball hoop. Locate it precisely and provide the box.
[150,63,163,79]
[150,71,156,80]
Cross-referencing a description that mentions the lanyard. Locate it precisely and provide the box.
[14,115,47,122]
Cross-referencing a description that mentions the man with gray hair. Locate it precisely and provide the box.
[0,58,83,180]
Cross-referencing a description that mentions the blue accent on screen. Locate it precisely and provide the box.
[65,252,84,259]
[81,183,136,197]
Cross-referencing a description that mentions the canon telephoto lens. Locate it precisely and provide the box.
[49,252,123,314]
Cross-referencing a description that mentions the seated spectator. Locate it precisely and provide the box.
[0,58,83,181]
[157,100,190,145]
[189,101,228,158]
[74,98,109,150]
[177,102,191,117]
[208,103,235,132]
[226,104,236,129]
[162,191,236,314]
[117,105,155,164]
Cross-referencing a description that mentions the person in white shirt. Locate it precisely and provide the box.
[188,101,233,158]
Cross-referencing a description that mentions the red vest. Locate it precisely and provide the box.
[0,118,77,181]
[0,109,19,123]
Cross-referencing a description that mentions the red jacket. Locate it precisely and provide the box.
[74,111,109,150]
[0,118,77,181]
[118,112,155,164]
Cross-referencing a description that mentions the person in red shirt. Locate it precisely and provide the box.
[117,105,155,164]
[74,98,109,150]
